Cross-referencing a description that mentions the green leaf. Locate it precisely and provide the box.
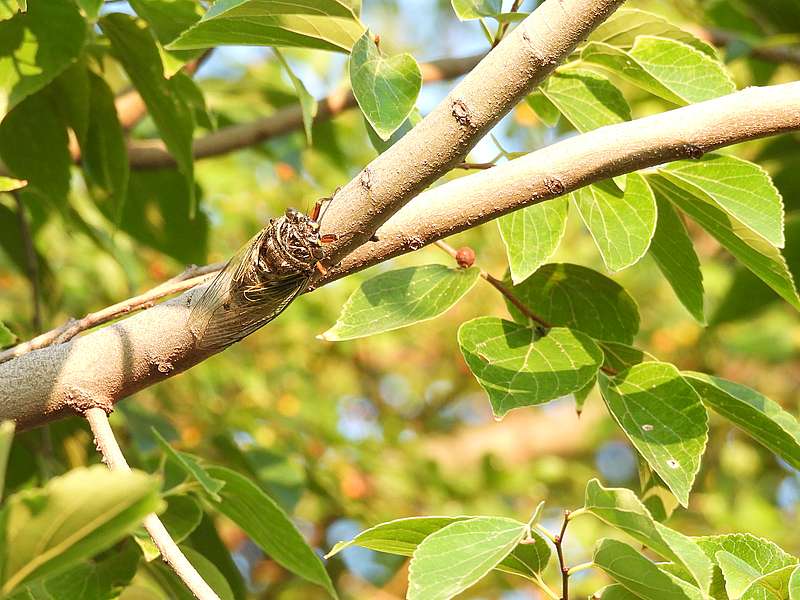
[582,479,712,594]
[649,196,705,323]
[594,538,704,600]
[658,154,785,248]
[684,372,800,471]
[790,566,800,600]
[599,342,651,373]
[0,465,161,595]
[134,495,203,561]
[0,420,13,499]
[407,517,527,600]
[0,91,70,205]
[129,0,203,48]
[742,565,798,600]
[458,317,603,418]
[648,175,800,311]
[320,264,479,341]
[82,72,129,222]
[153,430,224,501]
[0,176,25,192]
[204,466,337,599]
[573,174,657,271]
[716,550,762,599]
[178,547,235,600]
[587,8,717,56]
[525,91,560,127]
[349,30,421,140]
[498,198,568,284]
[51,60,90,148]
[275,49,317,144]
[189,515,247,600]
[599,362,708,507]
[168,0,364,53]
[7,541,140,600]
[507,263,640,344]
[0,0,86,119]
[76,0,103,20]
[595,584,643,600]
[100,14,196,216]
[451,0,501,20]
[539,69,630,133]
[0,322,16,348]
[582,36,734,105]
[325,516,550,580]
[696,534,798,600]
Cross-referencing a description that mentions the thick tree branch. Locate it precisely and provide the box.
[85,407,220,600]
[2,82,799,429]
[125,53,484,169]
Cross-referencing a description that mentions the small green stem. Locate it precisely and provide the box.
[534,522,557,544]
[566,507,588,521]
[533,574,560,600]
[567,562,594,576]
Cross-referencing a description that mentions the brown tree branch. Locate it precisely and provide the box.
[85,407,220,600]
[0,263,222,365]
[2,81,798,429]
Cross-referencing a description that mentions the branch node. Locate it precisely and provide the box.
[544,175,566,195]
[451,99,472,126]
[67,387,113,415]
[407,235,425,250]
[360,168,373,190]
[683,143,705,159]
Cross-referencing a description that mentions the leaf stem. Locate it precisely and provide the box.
[567,561,594,576]
[433,241,552,328]
[533,574,561,600]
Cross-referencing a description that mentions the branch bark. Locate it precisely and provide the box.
[3,81,799,429]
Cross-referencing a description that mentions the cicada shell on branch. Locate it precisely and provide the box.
[188,207,334,350]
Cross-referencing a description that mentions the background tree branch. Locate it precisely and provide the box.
[1,80,798,429]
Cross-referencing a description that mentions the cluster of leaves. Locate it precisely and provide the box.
[330,478,800,599]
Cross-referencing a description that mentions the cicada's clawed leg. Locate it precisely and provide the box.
[310,200,323,221]
[315,261,328,275]
[320,233,339,243]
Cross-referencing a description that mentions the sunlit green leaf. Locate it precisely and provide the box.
[649,175,800,310]
[498,198,568,284]
[459,317,603,418]
[539,69,630,133]
[582,479,712,593]
[407,517,527,600]
[599,362,708,507]
[326,516,550,579]
[594,538,704,600]
[0,420,13,499]
[587,8,717,56]
[684,372,800,471]
[0,176,25,192]
[649,196,705,322]
[169,0,364,53]
[0,0,86,119]
[789,566,800,600]
[321,265,479,340]
[0,466,161,595]
[525,90,560,127]
[451,0,501,20]
[658,154,785,248]
[507,263,640,344]
[0,322,16,348]
[573,174,657,271]
[349,30,421,140]
[582,36,734,105]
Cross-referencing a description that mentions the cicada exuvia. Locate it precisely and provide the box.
[188,200,337,350]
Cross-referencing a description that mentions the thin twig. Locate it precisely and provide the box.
[554,509,571,600]
[455,161,496,170]
[85,407,221,600]
[434,240,551,328]
[14,193,42,333]
[0,263,222,364]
